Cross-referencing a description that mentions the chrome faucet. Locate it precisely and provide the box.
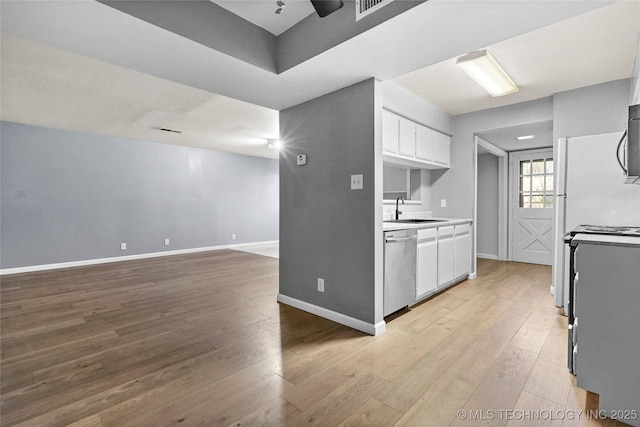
[395,196,404,220]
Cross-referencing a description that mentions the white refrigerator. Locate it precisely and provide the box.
[552,131,640,311]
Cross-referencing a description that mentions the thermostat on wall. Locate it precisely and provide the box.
[296,154,307,165]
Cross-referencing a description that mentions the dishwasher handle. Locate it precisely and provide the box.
[385,236,417,243]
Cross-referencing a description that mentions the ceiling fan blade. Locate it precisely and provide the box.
[310,0,344,18]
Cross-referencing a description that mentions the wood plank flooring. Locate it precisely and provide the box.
[0,252,630,426]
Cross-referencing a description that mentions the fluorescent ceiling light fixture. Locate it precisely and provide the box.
[516,134,536,140]
[456,50,519,97]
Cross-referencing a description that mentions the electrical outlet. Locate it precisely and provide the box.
[441,199,447,208]
[350,174,363,190]
[120,242,127,251]
[164,238,170,246]
[232,234,236,240]
[317,278,325,292]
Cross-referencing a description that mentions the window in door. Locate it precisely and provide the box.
[519,158,553,208]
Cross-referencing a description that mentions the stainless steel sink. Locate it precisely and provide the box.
[384,219,445,223]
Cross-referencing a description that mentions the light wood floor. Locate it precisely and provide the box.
[0,252,629,426]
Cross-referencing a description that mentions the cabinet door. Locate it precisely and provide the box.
[398,117,416,157]
[437,227,455,288]
[383,111,399,154]
[415,125,435,161]
[434,132,450,166]
[416,230,438,300]
[454,224,471,279]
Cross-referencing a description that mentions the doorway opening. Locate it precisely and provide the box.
[475,136,508,263]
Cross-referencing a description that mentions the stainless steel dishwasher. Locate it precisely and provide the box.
[384,229,417,317]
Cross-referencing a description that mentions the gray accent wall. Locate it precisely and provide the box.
[277,1,425,73]
[477,153,499,258]
[279,78,382,325]
[98,1,278,73]
[0,121,279,269]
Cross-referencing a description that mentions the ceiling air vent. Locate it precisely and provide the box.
[356,0,393,21]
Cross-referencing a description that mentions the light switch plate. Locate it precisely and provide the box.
[351,174,363,190]
[441,199,447,208]
[296,154,307,165]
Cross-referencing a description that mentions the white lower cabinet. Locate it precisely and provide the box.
[413,222,472,303]
[416,228,438,300]
[454,224,471,279]
[437,226,455,288]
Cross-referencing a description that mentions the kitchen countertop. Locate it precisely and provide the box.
[383,217,472,232]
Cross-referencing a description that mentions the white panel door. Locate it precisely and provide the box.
[511,150,555,265]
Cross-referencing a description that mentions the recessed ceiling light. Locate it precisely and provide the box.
[516,134,536,140]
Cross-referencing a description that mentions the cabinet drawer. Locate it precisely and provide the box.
[438,226,454,238]
[418,228,437,240]
[455,223,471,235]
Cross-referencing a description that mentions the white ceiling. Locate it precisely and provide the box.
[1,1,639,158]
[1,34,280,159]
[477,121,554,153]
[393,1,640,116]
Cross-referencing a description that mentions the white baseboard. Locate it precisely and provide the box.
[477,253,499,260]
[277,293,385,336]
[0,240,279,276]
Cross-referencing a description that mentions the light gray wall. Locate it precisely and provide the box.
[435,80,630,222]
[477,153,499,258]
[279,78,381,325]
[554,79,630,139]
[631,36,640,105]
[0,121,279,269]
[435,97,554,220]
[382,81,453,135]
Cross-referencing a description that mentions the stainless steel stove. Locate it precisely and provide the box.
[568,224,640,237]
[563,224,640,375]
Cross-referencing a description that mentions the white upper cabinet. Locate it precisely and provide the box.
[415,124,435,162]
[434,132,450,167]
[382,109,449,170]
[398,117,416,157]
[382,110,399,154]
